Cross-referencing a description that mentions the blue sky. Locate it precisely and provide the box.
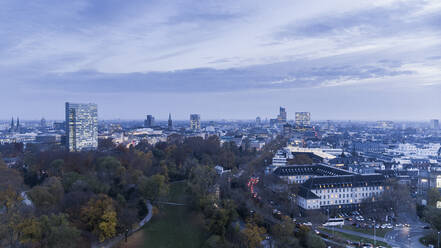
[1,0,441,120]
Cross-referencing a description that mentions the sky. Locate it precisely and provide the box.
[1,0,441,121]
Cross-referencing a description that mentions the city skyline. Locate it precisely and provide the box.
[1,0,441,120]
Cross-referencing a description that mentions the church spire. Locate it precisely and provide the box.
[10,116,14,131]
[168,113,173,130]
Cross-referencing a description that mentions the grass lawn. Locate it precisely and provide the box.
[342,225,389,237]
[120,181,207,248]
[319,227,391,248]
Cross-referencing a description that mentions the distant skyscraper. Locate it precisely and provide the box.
[256,116,261,126]
[190,114,201,130]
[144,115,155,128]
[65,102,98,152]
[277,107,287,123]
[295,112,311,126]
[430,119,440,130]
[168,113,173,130]
[40,118,47,128]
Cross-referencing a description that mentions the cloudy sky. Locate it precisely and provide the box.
[1,0,441,120]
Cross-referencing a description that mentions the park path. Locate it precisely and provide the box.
[91,201,152,248]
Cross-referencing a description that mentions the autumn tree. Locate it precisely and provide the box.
[241,222,266,248]
[81,194,118,242]
[271,216,300,247]
[0,187,25,247]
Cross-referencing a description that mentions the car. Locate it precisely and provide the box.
[303,222,312,226]
[423,225,431,229]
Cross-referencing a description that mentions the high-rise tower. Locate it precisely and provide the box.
[144,115,155,128]
[190,114,201,130]
[277,107,287,123]
[65,102,98,152]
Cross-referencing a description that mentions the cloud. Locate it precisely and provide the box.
[1,0,441,119]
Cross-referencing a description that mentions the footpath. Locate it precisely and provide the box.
[91,201,153,248]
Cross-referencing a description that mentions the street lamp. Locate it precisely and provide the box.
[373,220,376,247]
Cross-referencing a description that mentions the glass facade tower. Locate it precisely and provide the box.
[65,102,98,152]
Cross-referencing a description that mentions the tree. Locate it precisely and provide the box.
[28,185,57,213]
[188,165,217,198]
[424,206,441,231]
[81,194,118,242]
[16,217,42,246]
[305,231,326,248]
[48,159,64,177]
[241,222,266,248]
[139,174,169,201]
[0,187,25,247]
[428,188,441,207]
[0,160,23,191]
[39,214,81,248]
[376,179,414,214]
[271,216,299,247]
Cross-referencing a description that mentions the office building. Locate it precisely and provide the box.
[65,102,98,152]
[190,114,201,130]
[295,112,311,126]
[277,107,287,123]
[40,118,47,128]
[255,116,261,126]
[144,115,155,128]
[430,119,439,130]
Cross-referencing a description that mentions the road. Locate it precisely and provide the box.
[383,213,429,248]
[330,212,430,248]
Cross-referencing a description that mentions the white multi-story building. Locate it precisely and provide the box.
[297,174,385,210]
[272,164,386,211]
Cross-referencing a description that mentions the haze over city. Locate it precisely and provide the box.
[1,0,441,120]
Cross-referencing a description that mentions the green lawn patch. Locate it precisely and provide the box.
[122,181,207,248]
[342,225,389,237]
[319,227,391,248]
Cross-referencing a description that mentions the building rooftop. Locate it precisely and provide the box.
[273,164,353,177]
